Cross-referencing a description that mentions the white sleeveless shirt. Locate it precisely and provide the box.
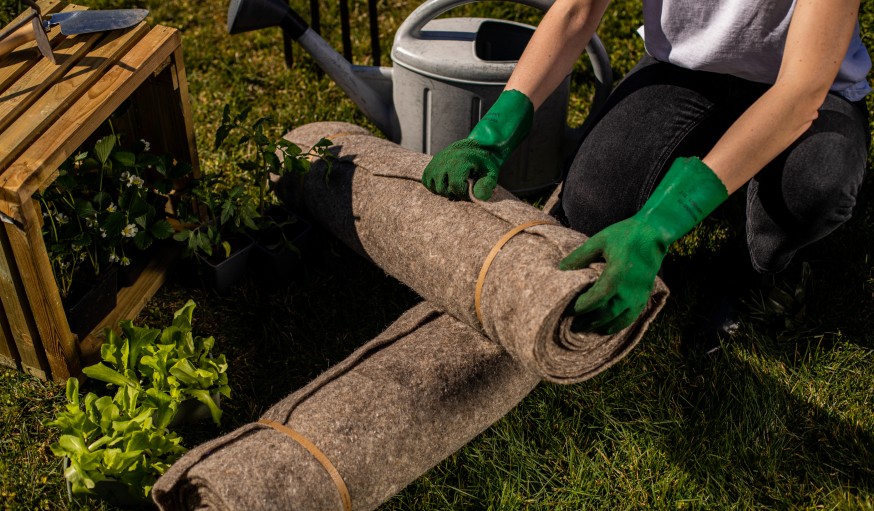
[642,0,872,101]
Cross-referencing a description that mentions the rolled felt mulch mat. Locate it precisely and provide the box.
[153,123,671,510]
[152,302,541,510]
[273,122,669,383]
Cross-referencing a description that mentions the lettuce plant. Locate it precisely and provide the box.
[49,378,187,498]
[48,299,230,500]
[82,299,230,426]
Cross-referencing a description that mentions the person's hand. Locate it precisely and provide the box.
[422,90,533,201]
[560,157,730,334]
[421,138,503,200]
[560,217,667,334]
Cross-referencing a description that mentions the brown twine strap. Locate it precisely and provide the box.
[258,419,352,511]
[475,220,555,327]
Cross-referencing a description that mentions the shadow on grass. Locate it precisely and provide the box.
[656,181,874,504]
[667,347,874,506]
[141,222,420,446]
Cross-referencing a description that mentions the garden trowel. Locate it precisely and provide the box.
[0,2,148,64]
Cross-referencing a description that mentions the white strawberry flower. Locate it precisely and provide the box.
[121,224,138,238]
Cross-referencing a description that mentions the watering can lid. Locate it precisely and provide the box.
[391,18,534,84]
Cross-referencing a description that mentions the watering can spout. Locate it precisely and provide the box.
[227,0,399,140]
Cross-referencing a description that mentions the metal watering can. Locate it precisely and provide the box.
[227,0,612,194]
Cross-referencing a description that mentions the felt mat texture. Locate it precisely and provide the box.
[274,122,669,383]
[152,303,540,510]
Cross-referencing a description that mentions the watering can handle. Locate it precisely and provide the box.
[395,0,612,150]
[398,0,555,38]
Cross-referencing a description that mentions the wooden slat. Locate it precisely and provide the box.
[4,199,76,381]
[127,45,200,177]
[0,29,103,134]
[0,284,20,370]
[0,213,19,369]
[0,26,180,223]
[0,221,48,378]
[0,21,149,172]
[79,247,179,365]
[172,46,201,176]
[0,0,65,92]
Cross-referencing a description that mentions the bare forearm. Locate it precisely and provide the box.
[703,0,860,194]
[702,85,822,193]
[505,0,610,108]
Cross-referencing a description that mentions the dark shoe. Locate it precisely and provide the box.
[682,293,743,356]
[744,261,812,334]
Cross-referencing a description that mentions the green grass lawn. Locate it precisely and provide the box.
[1,0,873,509]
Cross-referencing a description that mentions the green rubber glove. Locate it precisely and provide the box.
[421,89,534,200]
[559,157,729,334]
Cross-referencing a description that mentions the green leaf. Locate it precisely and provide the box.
[252,116,271,130]
[186,389,223,425]
[55,434,89,458]
[65,456,102,495]
[91,395,119,435]
[173,230,192,242]
[119,339,131,373]
[187,230,200,251]
[82,363,138,389]
[150,220,174,240]
[169,359,214,389]
[100,329,122,368]
[128,194,150,219]
[120,321,161,371]
[65,377,80,407]
[93,191,112,210]
[93,135,116,165]
[102,211,126,241]
[214,124,232,151]
[276,138,296,150]
[172,300,196,330]
[133,230,152,251]
[220,201,235,226]
[236,105,252,123]
[139,344,175,390]
[221,241,231,259]
[144,388,177,430]
[74,199,96,218]
[263,151,281,172]
[103,447,144,474]
[200,234,213,257]
[113,385,140,415]
[112,151,137,168]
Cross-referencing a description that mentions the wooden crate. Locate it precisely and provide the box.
[0,1,199,381]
